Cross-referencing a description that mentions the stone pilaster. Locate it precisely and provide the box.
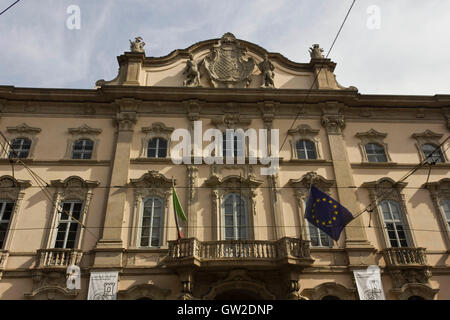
[320,102,374,266]
[94,99,138,267]
[186,165,198,238]
[267,173,285,239]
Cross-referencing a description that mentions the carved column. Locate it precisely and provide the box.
[94,99,138,267]
[320,103,374,266]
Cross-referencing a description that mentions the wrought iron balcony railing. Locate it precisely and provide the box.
[382,247,428,267]
[36,249,83,268]
[167,237,313,267]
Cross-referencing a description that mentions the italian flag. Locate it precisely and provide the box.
[172,185,187,239]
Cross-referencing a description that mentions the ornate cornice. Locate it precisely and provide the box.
[68,124,102,136]
[6,123,41,135]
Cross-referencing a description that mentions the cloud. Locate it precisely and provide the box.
[0,0,448,94]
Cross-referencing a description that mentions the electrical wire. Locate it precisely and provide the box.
[0,0,20,17]
[279,0,357,153]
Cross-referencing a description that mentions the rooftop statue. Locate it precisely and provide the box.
[130,36,146,53]
[309,44,324,59]
[258,53,275,88]
[183,54,201,87]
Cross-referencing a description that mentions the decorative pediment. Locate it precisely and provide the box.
[288,124,320,137]
[412,130,443,141]
[68,124,102,136]
[118,283,171,300]
[362,177,407,200]
[288,172,334,194]
[0,176,31,200]
[50,176,99,201]
[356,129,387,140]
[130,170,173,203]
[203,33,256,88]
[141,122,174,135]
[204,174,262,189]
[7,123,41,135]
[424,178,450,199]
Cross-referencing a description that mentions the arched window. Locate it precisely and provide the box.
[54,201,83,249]
[9,138,31,158]
[421,143,445,163]
[72,139,94,159]
[223,193,248,240]
[379,200,409,248]
[0,201,15,249]
[296,140,317,160]
[147,138,168,158]
[140,197,164,247]
[365,143,387,162]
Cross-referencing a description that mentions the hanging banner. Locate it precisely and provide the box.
[87,271,119,300]
[353,265,386,300]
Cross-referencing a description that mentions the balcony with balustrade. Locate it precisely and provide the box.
[165,237,314,270]
[382,247,428,268]
[35,249,83,270]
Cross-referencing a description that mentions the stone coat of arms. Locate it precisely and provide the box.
[203,33,255,88]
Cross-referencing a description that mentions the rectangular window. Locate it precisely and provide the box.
[140,198,163,247]
[380,200,409,248]
[54,201,83,249]
[0,201,14,249]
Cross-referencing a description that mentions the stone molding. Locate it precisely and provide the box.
[139,122,174,158]
[45,176,99,250]
[355,129,392,163]
[361,178,417,248]
[129,171,173,248]
[423,178,450,249]
[64,124,102,160]
[288,124,322,160]
[412,130,447,162]
[118,283,171,300]
[289,172,334,243]
[4,123,42,159]
[390,282,439,300]
[204,174,262,240]
[301,282,357,300]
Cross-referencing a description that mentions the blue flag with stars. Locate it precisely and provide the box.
[305,185,354,241]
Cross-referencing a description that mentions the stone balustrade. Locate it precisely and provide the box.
[382,247,427,267]
[36,249,83,268]
[167,237,312,266]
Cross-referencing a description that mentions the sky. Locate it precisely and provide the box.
[0,0,449,95]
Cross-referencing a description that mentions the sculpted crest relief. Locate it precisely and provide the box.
[202,33,256,88]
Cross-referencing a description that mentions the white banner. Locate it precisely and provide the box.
[353,265,386,300]
[87,271,119,300]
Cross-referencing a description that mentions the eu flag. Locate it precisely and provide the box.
[305,185,354,241]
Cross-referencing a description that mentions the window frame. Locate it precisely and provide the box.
[0,201,15,249]
[71,138,94,160]
[421,143,445,164]
[4,123,41,160]
[139,123,174,160]
[138,197,165,248]
[146,137,168,159]
[379,199,410,248]
[222,193,249,240]
[365,143,388,163]
[288,124,322,161]
[295,139,317,160]
[355,129,391,163]
[52,200,84,249]
[412,130,447,163]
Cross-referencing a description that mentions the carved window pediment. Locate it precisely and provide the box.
[412,130,447,163]
[46,176,99,250]
[140,123,174,158]
[129,171,173,248]
[288,125,322,160]
[356,129,391,163]
[4,123,41,159]
[65,124,102,160]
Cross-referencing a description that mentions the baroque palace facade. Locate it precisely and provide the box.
[0,33,449,300]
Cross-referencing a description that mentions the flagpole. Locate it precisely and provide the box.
[172,177,181,241]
